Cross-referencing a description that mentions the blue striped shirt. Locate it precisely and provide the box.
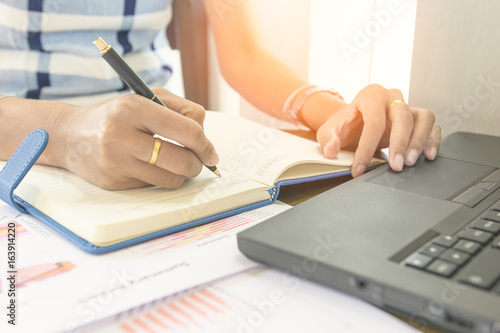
[0,0,173,101]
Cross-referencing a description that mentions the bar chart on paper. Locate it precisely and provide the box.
[110,285,252,333]
[0,205,53,241]
[0,221,28,238]
[86,267,422,333]
[89,273,282,333]
[135,208,280,255]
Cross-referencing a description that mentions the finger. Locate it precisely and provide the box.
[387,100,414,171]
[124,158,186,189]
[424,123,441,160]
[317,119,343,159]
[126,96,219,167]
[351,105,387,178]
[317,105,358,159]
[152,87,206,126]
[404,107,436,166]
[127,133,204,177]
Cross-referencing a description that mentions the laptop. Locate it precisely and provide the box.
[237,131,500,333]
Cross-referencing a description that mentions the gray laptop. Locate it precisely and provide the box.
[237,132,500,333]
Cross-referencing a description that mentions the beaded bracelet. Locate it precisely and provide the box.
[282,85,344,127]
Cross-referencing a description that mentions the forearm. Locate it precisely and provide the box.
[219,48,347,130]
[218,47,306,119]
[0,97,75,167]
[202,0,347,130]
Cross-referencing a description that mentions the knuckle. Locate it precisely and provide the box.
[366,116,386,132]
[388,88,402,96]
[367,83,385,93]
[189,102,205,113]
[400,110,415,126]
[185,103,206,124]
[103,96,135,128]
[422,108,436,123]
[186,120,205,143]
[176,153,202,177]
[111,94,135,114]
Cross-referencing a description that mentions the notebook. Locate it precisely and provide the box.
[237,131,500,333]
[0,112,381,254]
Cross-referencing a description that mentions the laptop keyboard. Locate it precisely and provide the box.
[404,199,500,293]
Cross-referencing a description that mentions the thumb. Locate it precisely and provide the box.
[317,120,342,159]
[317,105,357,159]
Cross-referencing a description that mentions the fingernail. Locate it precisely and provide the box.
[209,151,219,166]
[428,147,437,160]
[393,153,404,171]
[406,149,419,166]
[353,164,367,178]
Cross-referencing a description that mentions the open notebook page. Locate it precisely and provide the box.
[204,112,358,186]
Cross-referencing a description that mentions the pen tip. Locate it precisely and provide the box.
[205,164,221,177]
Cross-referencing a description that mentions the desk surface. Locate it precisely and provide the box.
[278,176,443,333]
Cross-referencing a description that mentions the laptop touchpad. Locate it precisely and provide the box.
[367,155,496,200]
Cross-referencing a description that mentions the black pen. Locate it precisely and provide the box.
[93,37,220,177]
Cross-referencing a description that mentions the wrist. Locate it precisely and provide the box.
[38,102,79,169]
[300,91,348,130]
[0,98,73,168]
[281,85,346,130]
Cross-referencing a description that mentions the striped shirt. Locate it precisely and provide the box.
[0,0,173,101]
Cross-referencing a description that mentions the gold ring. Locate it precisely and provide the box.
[388,100,408,111]
[148,138,162,165]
